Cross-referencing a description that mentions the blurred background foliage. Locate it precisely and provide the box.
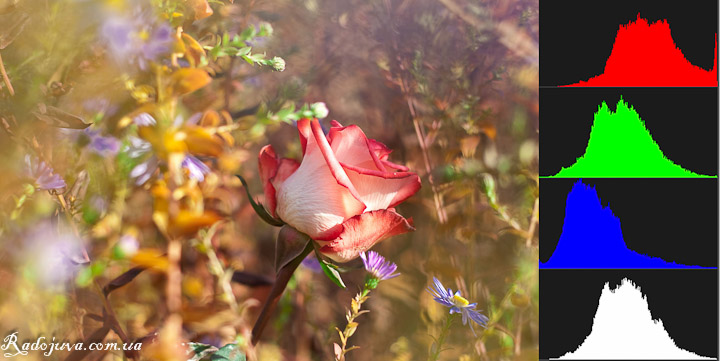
[0,0,538,360]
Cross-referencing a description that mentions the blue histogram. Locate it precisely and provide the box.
[540,180,715,269]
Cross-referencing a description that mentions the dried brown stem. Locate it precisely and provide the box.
[0,52,14,96]
[166,237,182,314]
[400,80,448,224]
[526,197,539,247]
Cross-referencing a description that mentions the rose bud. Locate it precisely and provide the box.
[259,118,421,262]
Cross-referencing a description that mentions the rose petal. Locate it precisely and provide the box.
[368,138,392,161]
[297,118,312,155]
[272,159,300,190]
[309,119,366,205]
[342,163,421,211]
[259,145,300,217]
[258,145,280,216]
[381,159,410,172]
[328,123,386,171]
[275,120,365,240]
[319,209,414,262]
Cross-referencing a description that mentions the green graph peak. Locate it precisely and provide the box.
[548,98,716,178]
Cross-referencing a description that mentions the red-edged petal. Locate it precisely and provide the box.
[271,158,300,193]
[381,159,410,172]
[309,119,366,205]
[258,145,280,216]
[297,118,312,156]
[274,120,366,239]
[368,138,392,161]
[341,162,421,211]
[328,123,386,171]
[319,209,414,262]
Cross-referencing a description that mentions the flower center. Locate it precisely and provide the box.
[137,30,150,41]
[452,294,470,307]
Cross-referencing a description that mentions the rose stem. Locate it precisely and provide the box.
[251,241,314,345]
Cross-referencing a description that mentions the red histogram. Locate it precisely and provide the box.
[564,15,718,87]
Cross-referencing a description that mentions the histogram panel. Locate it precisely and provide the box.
[540,179,718,269]
[540,88,718,177]
[540,0,718,87]
[540,270,718,360]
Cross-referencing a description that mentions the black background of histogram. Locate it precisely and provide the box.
[540,0,718,86]
[540,178,718,267]
[540,87,718,176]
[540,270,718,359]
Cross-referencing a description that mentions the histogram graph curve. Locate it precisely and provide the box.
[545,98,716,178]
[540,180,716,269]
[563,15,717,87]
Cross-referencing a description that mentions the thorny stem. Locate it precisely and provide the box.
[335,280,374,361]
[428,312,458,361]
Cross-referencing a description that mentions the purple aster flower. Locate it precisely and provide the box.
[21,221,86,289]
[133,112,157,126]
[101,10,173,71]
[116,234,139,258]
[301,254,323,273]
[124,136,152,159]
[427,277,489,336]
[84,128,121,156]
[129,156,158,185]
[25,155,66,190]
[182,155,210,182]
[361,251,400,281]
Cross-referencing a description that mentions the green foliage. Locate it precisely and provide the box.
[188,343,247,361]
[204,23,284,71]
[318,256,347,289]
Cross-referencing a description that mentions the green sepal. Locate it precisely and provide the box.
[235,175,284,227]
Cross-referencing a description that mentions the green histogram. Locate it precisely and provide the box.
[546,98,716,178]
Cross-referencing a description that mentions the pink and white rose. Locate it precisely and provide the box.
[258,118,421,262]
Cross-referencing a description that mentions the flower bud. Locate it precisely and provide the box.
[311,102,329,119]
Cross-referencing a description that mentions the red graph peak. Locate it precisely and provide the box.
[564,15,718,87]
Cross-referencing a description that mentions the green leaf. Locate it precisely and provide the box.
[187,342,218,361]
[237,46,251,56]
[318,258,346,289]
[210,343,246,361]
[235,175,284,227]
[239,26,255,42]
[240,54,254,65]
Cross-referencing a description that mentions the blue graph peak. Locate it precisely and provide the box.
[540,180,715,269]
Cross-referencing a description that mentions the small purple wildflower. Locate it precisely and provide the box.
[182,155,210,182]
[133,112,157,126]
[125,136,152,159]
[101,11,173,70]
[25,155,66,190]
[129,156,158,185]
[116,234,139,258]
[84,129,121,156]
[361,251,400,281]
[301,254,323,273]
[427,277,488,336]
